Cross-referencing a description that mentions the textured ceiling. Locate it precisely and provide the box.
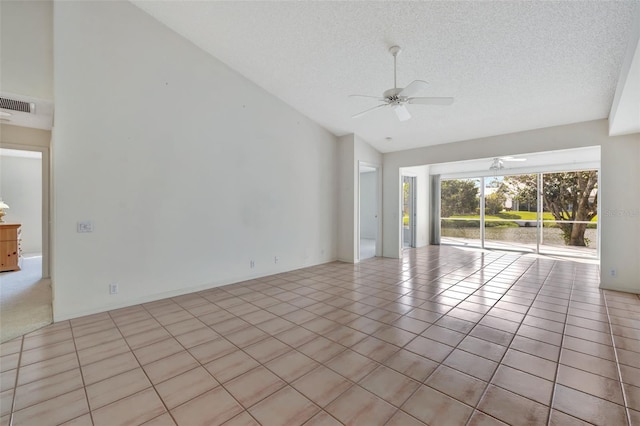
[131,1,638,153]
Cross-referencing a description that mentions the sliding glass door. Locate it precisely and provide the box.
[439,170,598,258]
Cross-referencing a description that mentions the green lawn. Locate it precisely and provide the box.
[448,211,597,222]
[450,211,552,221]
[408,211,597,227]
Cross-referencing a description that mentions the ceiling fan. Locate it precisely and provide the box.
[490,156,527,171]
[350,45,454,122]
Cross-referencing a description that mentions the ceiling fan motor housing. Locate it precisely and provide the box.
[383,88,403,102]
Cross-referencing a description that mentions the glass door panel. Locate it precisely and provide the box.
[540,171,598,258]
[484,174,537,252]
[402,176,417,248]
[440,178,481,248]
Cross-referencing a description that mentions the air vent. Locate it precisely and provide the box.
[0,97,35,113]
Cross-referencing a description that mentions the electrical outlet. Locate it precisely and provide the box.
[274,256,279,264]
[109,283,118,294]
[610,268,617,277]
[250,260,255,269]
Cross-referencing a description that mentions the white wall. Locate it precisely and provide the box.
[337,135,356,262]
[52,1,338,320]
[0,154,42,254]
[0,0,53,100]
[382,119,640,294]
[600,135,640,293]
[359,171,377,239]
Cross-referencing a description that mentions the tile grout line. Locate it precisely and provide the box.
[174,255,618,424]
[1,247,627,426]
[545,260,577,426]
[138,296,329,425]
[122,298,252,424]
[68,320,96,426]
[15,305,333,425]
[372,254,533,424]
[148,294,294,426]
[211,250,521,425]
[259,253,581,426]
[211,283,373,424]
[378,253,543,425]
[463,256,559,426]
[149,290,312,424]
[103,310,171,422]
[6,335,24,426]
[602,290,633,426]
[105,291,303,423]
[366,254,505,426]
[111,302,270,425]
[178,289,345,425]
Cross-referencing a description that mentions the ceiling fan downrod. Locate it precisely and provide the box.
[389,45,402,90]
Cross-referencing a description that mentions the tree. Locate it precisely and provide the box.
[543,171,598,246]
[504,171,598,246]
[441,179,479,217]
[485,192,506,215]
[503,174,537,212]
[403,182,410,226]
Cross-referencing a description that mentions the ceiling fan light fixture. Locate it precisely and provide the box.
[489,158,504,171]
[489,156,527,171]
[392,103,411,121]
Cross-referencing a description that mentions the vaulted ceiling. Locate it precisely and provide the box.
[131,1,638,153]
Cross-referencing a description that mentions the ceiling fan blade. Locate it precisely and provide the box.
[398,80,429,97]
[407,97,454,105]
[352,104,387,119]
[349,94,385,101]
[501,156,527,162]
[392,104,411,121]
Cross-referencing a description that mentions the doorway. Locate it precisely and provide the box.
[359,163,379,260]
[0,147,52,342]
[402,176,416,248]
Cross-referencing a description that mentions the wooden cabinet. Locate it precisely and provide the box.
[0,224,21,272]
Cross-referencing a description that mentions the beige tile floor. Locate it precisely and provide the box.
[1,245,639,426]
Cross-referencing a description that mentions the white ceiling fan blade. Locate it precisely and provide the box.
[349,94,385,101]
[392,104,411,121]
[352,104,387,119]
[398,80,429,97]
[501,156,527,162]
[407,97,454,106]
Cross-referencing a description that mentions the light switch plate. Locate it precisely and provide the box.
[77,221,94,233]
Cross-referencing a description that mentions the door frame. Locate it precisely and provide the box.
[402,174,417,248]
[0,143,50,278]
[357,161,382,262]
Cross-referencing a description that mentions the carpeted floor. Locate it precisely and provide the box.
[0,255,52,343]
